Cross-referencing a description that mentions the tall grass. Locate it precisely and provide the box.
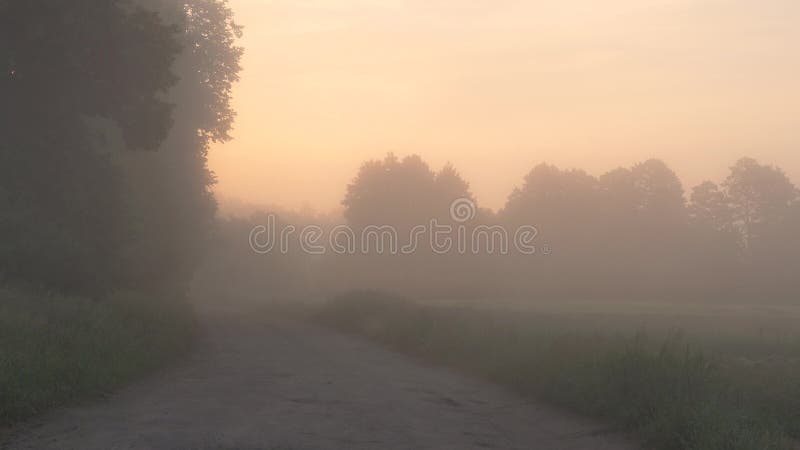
[317,292,799,450]
[0,286,195,427]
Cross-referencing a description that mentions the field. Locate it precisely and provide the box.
[316,292,800,450]
[0,286,195,428]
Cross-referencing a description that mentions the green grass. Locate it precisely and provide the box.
[0,286,195,427]
[316,292,800,450]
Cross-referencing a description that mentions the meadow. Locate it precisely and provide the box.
[0,286,195,428]
[316,292,800,450]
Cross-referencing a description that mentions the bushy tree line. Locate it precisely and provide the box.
[204,154,798,303]
[341,154,798,300]
[0,0,241,297]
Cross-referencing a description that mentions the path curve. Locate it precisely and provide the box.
[3,313,637,450]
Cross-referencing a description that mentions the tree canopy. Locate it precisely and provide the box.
[0,0,242,296]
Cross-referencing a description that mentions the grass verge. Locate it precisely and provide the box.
[316,292,800,450]
[0,286,195,428]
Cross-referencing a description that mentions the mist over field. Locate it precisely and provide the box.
[204,153,799,305]
[2,1,799,450]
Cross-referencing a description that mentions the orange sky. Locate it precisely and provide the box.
[209,0,799,212]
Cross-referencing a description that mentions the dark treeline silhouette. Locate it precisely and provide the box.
[1,0,241,297]
[202,154,799,304]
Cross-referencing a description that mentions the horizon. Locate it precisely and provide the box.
[209,0,799,212]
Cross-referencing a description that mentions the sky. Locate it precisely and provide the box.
[209,0,800,212]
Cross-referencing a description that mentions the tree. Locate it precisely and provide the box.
[499,160,696,299]
[723,158,798,249]
[119,0,243,294]
[0,0,181,294]
[343,153,472,229]
[690,181,732,232]
[502,163,600,227]
[499,164,602,296]
[630,159,686,223]
[599,167,639,217]
[435,164,473,206]
[2,0,180,149]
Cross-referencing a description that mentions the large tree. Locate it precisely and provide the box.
[120,0,243,294]
[1,0,179,149]
[0,0,181,294]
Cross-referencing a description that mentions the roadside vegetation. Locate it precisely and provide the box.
[0,286,195,427]
[317,292,800,450]
[1,0,241,430]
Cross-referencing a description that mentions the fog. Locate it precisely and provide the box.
[198,0,800,308]
[3,1,800,449]
[210,0,800,212]
[198,153,800,306]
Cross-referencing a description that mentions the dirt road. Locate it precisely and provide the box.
[3,313,637,450]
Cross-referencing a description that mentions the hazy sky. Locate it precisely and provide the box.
[209,0,799,212]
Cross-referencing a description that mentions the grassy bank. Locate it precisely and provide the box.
[0,286,195,427]
[316,292,800,450]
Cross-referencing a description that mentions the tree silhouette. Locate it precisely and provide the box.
[630,159,686,223]
[120,0,243,294]
[690,181,733,232]
[343,153,475,230]
[2,0,180,150]
[502,163,600,228]
[723,158,798,249]
[0,0,182,294]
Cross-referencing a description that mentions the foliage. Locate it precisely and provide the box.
[0,0,243,296]
[1,0,180,150]
[0,0,240,427]
[344,153,476,230]
[0,286,195,426]
[120,0,244,294]
[317,293,800,450]
[333,153,800,301]
[0,0,181,295]
[723,158,798,248]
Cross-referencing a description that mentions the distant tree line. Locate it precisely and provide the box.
[1,0,242,297]
[203,154,799,304]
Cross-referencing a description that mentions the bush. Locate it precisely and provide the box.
[0,286,195,426]
[317,292,795,450]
